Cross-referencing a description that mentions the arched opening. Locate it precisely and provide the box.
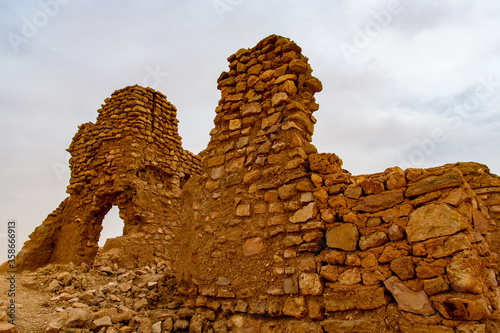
[98,205,124,247]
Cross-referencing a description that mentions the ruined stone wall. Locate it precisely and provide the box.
[15,86,201,271]
[176,35,500,331]
[176,34,324,297]
[9,34,500,332]
[462,163,500,270]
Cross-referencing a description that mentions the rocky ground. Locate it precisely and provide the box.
[0,263,191,332]
[2,262,500,332]
[0,263,312,333]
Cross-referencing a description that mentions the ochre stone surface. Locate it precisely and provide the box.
[6,35,500,332]
[11,86,201,271]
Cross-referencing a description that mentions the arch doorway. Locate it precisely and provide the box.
[98,205,124,247]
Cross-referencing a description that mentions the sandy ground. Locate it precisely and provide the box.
[1,272,62,332]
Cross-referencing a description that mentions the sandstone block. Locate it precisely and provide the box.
[388,223,404,241]
[432,294,491,320]
[390,256,415,280]
[455,323,486,333]
[324,286,389,311]
[267,215,286,226]
[323,250,346,265]
[242,237,264,257]
[271,92,289,106]
[93,316,112,330]
[301,192,315,202]
[278,183,297,200]
[344,186,362,199]
[320,265,339,282]
[46,319,63,333]
[308,299,324,320]
[406,170,463,197]
[472,209,488,233]
[423,276,449,295]
[325,223,359,251]
[210,166,224,180]
[313,188,328,203]
[236,204,251,217]
[320,209,336,223]
[243,169,261,184]
[228,156,245,172]
[305,77,323,92]
[415,262,445,279]
[353,191,404,213]
[345,253,361,266]
[290,202,317,223]
[412,232,471,258]
[283,297,307,319]
[308,153,343,174]
[447,250,485,294]
[441,187,469,206]
[360,179,384,195]
[274,74,297,85]
[288,59,308,74]
[338,268,361,285]
[328,195,347,211]
[284,277,299,294]
[358,231,388,250]
[361,268,385,285]
[384,276,435,315]
[207,155,225,167]
[288,111,314,135]
[261,112,282,129]
[298,273,323,295]
[386,171,406,190]
[241,102,261,116]
[360,253,378,268]
[282,235,303,247]
[65,308,91,328]
[378,245,408,263]
[406,203,468,243]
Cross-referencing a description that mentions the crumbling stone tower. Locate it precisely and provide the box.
[177,35,327,296]
[15,86,201,271]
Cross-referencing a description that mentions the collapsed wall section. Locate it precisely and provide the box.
[14,86,201,272]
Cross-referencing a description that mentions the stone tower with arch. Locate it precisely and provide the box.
[14,85,201,271]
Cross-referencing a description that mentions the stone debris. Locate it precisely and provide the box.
[3,34,500,332]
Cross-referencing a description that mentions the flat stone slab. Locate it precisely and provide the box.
[406,203,468,243]
[406,170,462,197]
[324,286,389,312]
[353,191,404,213]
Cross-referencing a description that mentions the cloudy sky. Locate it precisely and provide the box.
[1,0,499,258]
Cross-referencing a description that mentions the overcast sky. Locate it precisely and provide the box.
[1,1,499,259]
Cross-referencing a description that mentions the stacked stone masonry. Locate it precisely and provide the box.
[10,35,500,332]
[14,86,201,272]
